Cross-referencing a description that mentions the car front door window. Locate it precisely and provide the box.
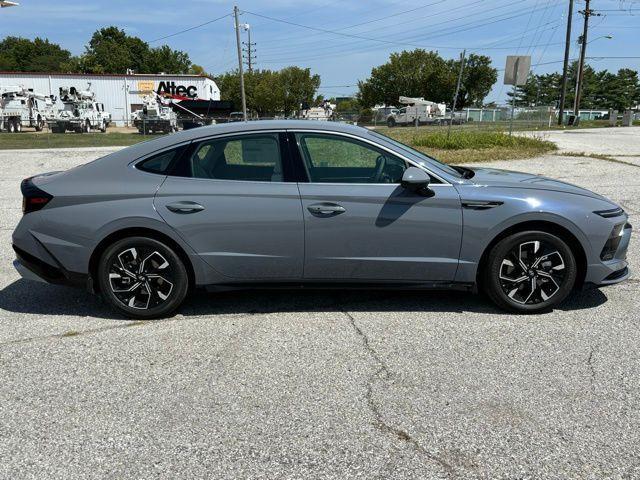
[295,133,406,184]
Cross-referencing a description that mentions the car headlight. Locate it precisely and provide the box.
[594,207,624,218]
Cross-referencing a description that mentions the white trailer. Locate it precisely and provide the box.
[386,96,447,127]
[0,86,56,132]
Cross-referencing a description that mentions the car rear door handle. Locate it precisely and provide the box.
[307,203,346,216]
[166,201,205,214]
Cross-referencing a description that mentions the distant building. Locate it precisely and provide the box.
[0,72,220,126]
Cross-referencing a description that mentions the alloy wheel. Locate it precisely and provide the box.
[498,240,567,305]
[108,246,175,310]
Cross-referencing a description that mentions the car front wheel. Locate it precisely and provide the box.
[98,237,189,319]
[483,231,577,313]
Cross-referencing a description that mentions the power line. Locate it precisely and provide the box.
[149,13,232,43]
[251,0,534,51]
[256,0,475,47]
[246,1,561,63]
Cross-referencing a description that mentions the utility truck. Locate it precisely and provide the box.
[386,96,446,127]
[131,95,178,134]
[0,86,56,133]
[48,85,111,133]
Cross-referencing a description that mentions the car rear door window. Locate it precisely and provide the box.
[294,133,406,184]
[181,134,284,182]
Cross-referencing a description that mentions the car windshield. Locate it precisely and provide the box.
[368,130,463,178]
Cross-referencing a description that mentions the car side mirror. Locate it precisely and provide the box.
[401,167,432,196]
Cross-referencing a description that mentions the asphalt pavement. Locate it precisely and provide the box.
[0,131,639,479]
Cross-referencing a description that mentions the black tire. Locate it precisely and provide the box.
[84,120,91,133]
[100,121,107,133]
[98,237,189,319]
[387,117,396,128]
[482,231,577,313]
[35,115,43,132]
[7,119,16,133]
[15,120,22,133]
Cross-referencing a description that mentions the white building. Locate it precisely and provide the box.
[0,72,220,126]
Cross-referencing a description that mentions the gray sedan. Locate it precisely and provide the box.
[12,120,631,318]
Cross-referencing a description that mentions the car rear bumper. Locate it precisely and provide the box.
[13,245,88,289]
[13,259,48,284]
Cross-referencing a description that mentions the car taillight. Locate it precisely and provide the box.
[21,177,53,214]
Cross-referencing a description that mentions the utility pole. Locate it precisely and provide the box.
[234,5,248,121]
[447,49,465,139]
[242,26,256,73]
[574,0,596,118]
[557,0,574,125]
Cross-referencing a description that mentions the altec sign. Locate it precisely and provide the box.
[156,81,198,98]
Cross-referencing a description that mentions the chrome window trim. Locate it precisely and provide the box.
[288,129,453,186]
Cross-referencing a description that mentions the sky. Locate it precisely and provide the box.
[1,0,639,104]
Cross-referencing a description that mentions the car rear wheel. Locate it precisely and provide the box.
[483,231,577,313]
[98,237,189,319]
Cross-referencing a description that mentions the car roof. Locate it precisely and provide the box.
[182,119,368,139]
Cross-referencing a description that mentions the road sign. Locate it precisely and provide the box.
[504,55,531,85]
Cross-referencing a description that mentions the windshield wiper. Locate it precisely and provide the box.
[452,166,475,179]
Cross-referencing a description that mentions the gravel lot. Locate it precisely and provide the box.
[1,135,639,478]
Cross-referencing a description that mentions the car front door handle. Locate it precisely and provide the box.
[166,201,205,214]
[307,203,346,216]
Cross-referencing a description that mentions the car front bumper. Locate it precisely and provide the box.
[585,222,632,287]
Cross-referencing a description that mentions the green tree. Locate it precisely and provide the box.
[218,66,320,117]
[81,27,191,74]
[507,72,562,107]
[507,61,640,111]
[452,54,498,108]
[606,69,640,111]
[278,66,321,116]
[335,98,359,112]
[357,49,497,108]
[147,45,191,74]
[189,64,207,76]
[0,36,72,72]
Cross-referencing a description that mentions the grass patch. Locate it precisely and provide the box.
[412,130,551,150]
[380,128,557,164]
[0,132,147,150]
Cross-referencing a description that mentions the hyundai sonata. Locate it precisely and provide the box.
[12,121,631,318]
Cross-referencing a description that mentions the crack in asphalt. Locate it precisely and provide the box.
[342,310,456,478]
[0,320,151,348]
[587,345,599,395]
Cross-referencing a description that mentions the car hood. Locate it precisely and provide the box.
[467,167,614,203]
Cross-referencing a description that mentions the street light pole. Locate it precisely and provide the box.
[234,5,248,122]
